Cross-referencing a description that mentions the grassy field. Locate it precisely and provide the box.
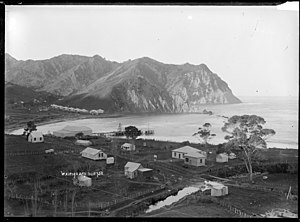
[143,202,238,217]
[220,185,298,215]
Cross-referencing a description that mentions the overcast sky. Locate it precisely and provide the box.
[5,5,299,97]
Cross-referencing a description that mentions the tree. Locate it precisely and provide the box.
[23,121,37,139]
[124,126,142,146]
[75,132,84,139]
[222,115,276,182]
[192,123,216,147]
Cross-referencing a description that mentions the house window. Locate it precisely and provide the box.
[179,154,181,159]
[34,138,36,141]
[99,153,101,157]
[40,137,42,141]
[185,158,189,162]
[200,159,202,163]
[174,152,176,157]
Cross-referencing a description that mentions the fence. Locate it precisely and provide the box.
[5,185,165,211]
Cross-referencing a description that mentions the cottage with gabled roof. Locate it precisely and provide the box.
[172,145,206,159]
[28,131,44,143]
[121,143,136,151]
[184,152,206,167]
[124,162,142,179]
[80,147,107,160]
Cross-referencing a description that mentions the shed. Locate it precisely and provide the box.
[77,175,92,187]
[53,125,93,138]
[106,157,115,164]
[81,147,107,160]
[216,153,229,163]
[138,168,153,178]
[121,143,136,151]
[75,140,92,146]
[124,162,142,179]
[228,152,237,159]
[45,149,54,154]
[205,181,228,196]
[184,152,206,166]
[28,131,44,143]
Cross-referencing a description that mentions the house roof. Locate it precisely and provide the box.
[29,131,43,137]
[76,140,91,144]
[138,168,153,172]
[78,175,91,181]
[81,147,102,155]
[184,152,206,158]
[122,143,134,147]
[172,146,203,154]
[125,162,141,172]
[217,153,228,158]
[205,181,226,189]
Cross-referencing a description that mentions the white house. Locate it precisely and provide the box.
[216,153,229,163]
[205,181,228,197]
[81,147,107,160]
[121,143,136,151]
[28,131,44,143]
[184,152,206,167]
[172,146,206,160]
[124,162,142,179]
[75,140,92,146]
[76,175,92,187]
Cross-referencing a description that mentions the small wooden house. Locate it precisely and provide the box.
[124,162,142,179]
[28,131,44,143]
[172,146,206,160]
[184,152,206,167]
[75,140,92,146]
[74,175,92,187]
[216,153,229,163]
[81,147,107,160]
[205,181,228,197]
[121,143,136,151]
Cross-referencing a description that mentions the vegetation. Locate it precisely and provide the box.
[124,126,142,145]
[193,123,216,147]
[222,115,276,182]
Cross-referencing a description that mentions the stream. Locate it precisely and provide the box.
[145,186,201,213]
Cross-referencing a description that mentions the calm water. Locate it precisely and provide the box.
[10,96,298,149]
[145,186,200,213]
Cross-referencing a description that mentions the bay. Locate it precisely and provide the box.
[10,96,298,149]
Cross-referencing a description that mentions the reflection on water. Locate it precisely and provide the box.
[145,186,200,213]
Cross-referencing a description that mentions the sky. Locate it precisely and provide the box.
[5,4,299,97]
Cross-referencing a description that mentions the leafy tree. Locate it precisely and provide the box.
[192,123,216,146]
[222,115,276,182]
[75,132,84,139]
[124,126,142,143]
[23,121,37,139]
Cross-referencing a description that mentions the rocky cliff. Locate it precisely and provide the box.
[5,54,241,113]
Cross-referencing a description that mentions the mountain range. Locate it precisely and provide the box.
[5,53,241,113]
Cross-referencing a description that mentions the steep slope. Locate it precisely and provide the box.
[5,54,241,113]
[5,54,120,96]
[62,57,241,112]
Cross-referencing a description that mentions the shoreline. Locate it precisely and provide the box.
[5,112,298,150]
[4,113,125,134]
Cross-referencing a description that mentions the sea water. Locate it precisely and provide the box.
[10,96,298,149]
